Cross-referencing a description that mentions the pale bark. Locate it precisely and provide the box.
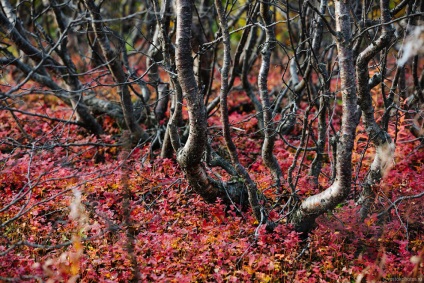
[258,0,284,190]
[150,0,183,157]
[241,25,265,131]
[174,0,247,204]
[291,0,359,234]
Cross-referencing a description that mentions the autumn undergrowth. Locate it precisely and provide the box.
[1,90,423,282]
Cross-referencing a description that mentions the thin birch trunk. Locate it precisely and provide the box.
[258,1,284,190]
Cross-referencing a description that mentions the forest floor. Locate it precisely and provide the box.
[1,87,424,282]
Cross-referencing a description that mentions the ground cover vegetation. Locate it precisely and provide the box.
[1,0,424,281]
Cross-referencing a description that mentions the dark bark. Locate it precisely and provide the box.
[228,2,258,90]
[0,51,124,130]
[146,24,162,87]
[308,0,330,184]
[84,0,148,143]
[192,0,214,94]
[155,84,170,122]
[0,1,103,135]
[356,0,396,220]
[50,0,104,136]
[215,0,265,223]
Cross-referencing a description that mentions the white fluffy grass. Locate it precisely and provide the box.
[371,141,396,178]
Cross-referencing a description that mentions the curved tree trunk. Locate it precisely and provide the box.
[291,0,359,235]
[309,0,330,184]
[174,0,247,205]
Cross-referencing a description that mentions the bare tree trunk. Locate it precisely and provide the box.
[215,0,264,223]
[241,24,265,131]
[309,0,330,184]
[50,0,104,136]
[258,1,284,190]
[291,0,359,235]
[146,24,162,88]
[356,0,396,220]
[192,0,214,93]
[147,0,181,158]
[174,0,246,204]
[228,3,257,90]
[84,0,148,142]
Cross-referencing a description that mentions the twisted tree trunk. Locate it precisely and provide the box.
[215,0,265,223]
[174,0,247,205]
